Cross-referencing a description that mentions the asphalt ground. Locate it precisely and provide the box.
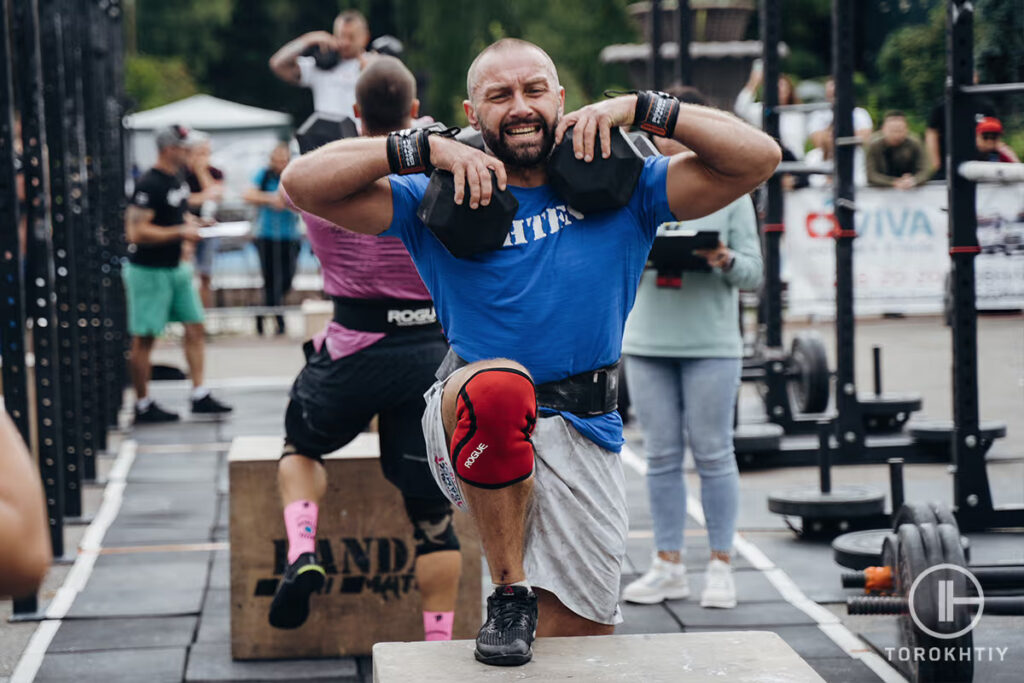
[1,313,1021,682]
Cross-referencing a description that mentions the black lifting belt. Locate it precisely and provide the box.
[331,296,441,334]
[436,349,620,417]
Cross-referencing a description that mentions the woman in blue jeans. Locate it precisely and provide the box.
[622,90,763,609]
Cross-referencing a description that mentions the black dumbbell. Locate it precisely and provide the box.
[296,113,358,154]
[546,126,644,213]
[416,169,519,259]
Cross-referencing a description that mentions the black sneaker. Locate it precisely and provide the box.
[133,401,180,425]
[475,585,538,666]
[191,393,233,415]
[268,552,326,629]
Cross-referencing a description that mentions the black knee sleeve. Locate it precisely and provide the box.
[404,496,460,556]
[281,399,325,462]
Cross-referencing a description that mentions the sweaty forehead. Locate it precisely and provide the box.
[469,48,558,100]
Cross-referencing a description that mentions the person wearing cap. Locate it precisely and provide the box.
[123,124,233,424]
[975,117,1020,163]
[269,10,370,119]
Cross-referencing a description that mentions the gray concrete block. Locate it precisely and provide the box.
[48,617,197,653]
[35,647,186,683]
[691,625,846,660]
[185,642,358,681]
[372,632,824,682]
[806,657,894,683]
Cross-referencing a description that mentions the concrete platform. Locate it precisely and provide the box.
[372,632,825,682]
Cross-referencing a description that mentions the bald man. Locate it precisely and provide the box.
[268,57,462,643]
[269,10,370,119]
[284,38,780,665]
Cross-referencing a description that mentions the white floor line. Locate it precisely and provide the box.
[10,440,137,683]
[620,444,906,683]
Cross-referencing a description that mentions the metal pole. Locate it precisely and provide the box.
[102,0,129,426]
[1,0,39,617]
[946,1,992,529]
[676,0,692,86]
[649,0,663,90]
[81,0,111,451]
[887,458,904,513]
[831,0,862,456]
[40,0,84,519]
[13,0,67,559]
[62,0,100,480]
[758,0,792,428]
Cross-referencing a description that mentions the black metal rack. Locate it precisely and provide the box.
[3,0,128,620]
[944,0,1024,532]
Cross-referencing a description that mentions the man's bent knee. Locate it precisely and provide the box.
[404,496,460,557]
[450,366,537,489]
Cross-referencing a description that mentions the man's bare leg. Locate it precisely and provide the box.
[442,358,538,664]
[535,588,614,636]
[130,335,156,400]
[415,550,461,611]
[441,359,532,586]
[183,322,205,389]
[269,452,328,629]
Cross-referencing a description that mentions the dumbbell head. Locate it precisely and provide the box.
[416,169,519,259]
[546,126,644,213]
[296,113,359,154]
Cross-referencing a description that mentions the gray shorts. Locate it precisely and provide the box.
[422,375,628,625]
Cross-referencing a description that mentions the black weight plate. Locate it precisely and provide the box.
[857,393,923,414]
[908,418,1007,443]
[892,502,936,531]
[929,501,958,529]
[734,422,784,453]
[832,528,894,570]
[918,522,944,567]
[789,332,830,414]
[768,485,886,518]
[934,523,975,682]
[881,532,898,572]
[896,523,935,683]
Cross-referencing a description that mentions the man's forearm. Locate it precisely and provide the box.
[669,103,779,179]
[282,137,391,210]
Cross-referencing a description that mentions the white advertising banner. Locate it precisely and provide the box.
[782,182,1024,316]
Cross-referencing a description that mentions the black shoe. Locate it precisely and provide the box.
[474,585,538,666]
[268,552,326,629]
[133,401,180,425]
[191,393,233,415]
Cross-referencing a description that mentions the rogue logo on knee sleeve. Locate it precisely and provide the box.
[451,368,536,488]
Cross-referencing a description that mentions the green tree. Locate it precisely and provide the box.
[875,5,946,119]
[132,0,233,85]
[124,55,199,110]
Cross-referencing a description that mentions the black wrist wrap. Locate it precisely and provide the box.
[386,124,459,175]
[635,90,680,137]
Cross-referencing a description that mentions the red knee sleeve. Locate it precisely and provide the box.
[451,368,536,488]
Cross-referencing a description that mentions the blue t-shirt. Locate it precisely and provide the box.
[252,168,299,241]
[383,156,673,451]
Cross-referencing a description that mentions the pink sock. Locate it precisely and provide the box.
[423,611,455,641]
[283,500,318,564]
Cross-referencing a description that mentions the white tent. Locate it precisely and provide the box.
[125,95,294,214]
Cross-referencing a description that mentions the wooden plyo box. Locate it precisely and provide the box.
[229,434,482,659]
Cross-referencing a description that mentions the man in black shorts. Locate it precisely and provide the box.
[269,57,462,642]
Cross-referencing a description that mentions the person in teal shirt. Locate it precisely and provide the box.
[621,87,763,611]
[244,142,301,335]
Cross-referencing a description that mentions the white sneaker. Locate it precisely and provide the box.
[700,558,737,608]
[622,555,690,604]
